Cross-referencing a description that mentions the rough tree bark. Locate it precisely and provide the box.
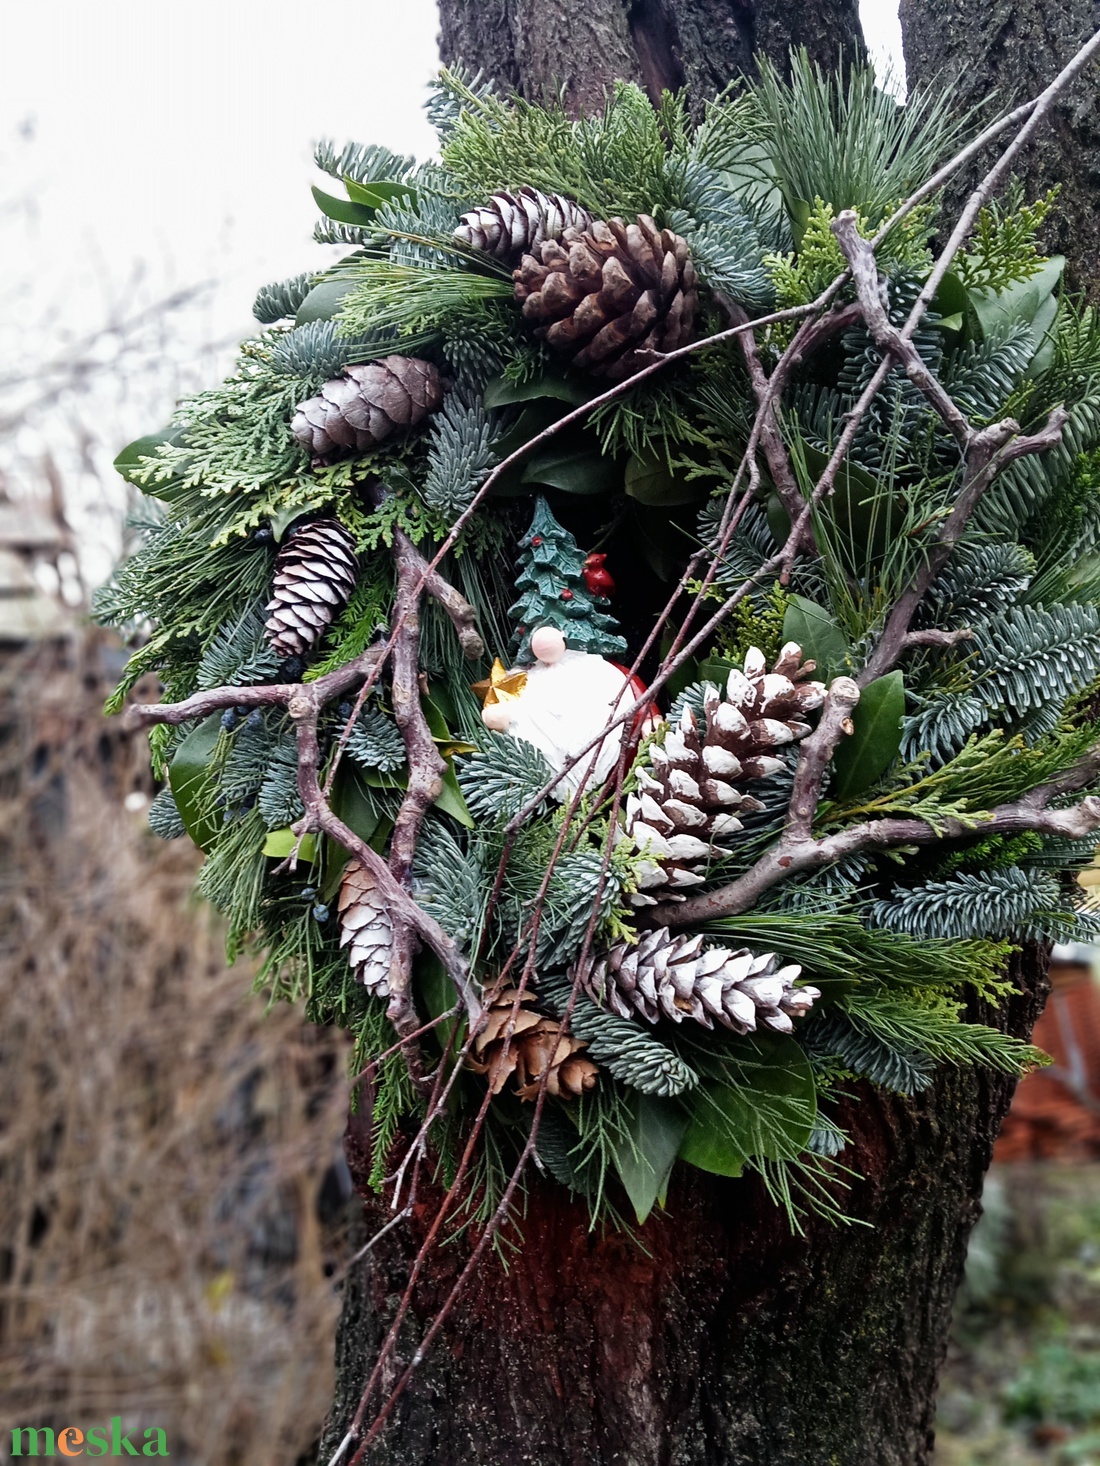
[901,0,1100,300]
[437,0,865,115]
[316,8,1076,1463]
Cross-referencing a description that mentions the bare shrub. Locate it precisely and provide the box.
[0,636,351,1464]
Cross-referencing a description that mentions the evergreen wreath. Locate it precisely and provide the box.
[100,54,1100,1237]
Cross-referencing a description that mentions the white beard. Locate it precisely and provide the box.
[498,651,638,799]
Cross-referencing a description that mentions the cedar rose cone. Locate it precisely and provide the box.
[468,988,598,1101]
[513,214,698,380]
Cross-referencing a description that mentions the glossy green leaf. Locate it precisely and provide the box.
[415,952,467,1056]
[625,502,690,582]
[331,766,385,845]
[343,178,416,211]
[262,828,318,861]
[932,271,969,335]
[968,255,1064,343]
[678,1034,816,1177]
[799,443,903,564]
[521,444,621,496]
[612,1094,689,1224]
[697,657,736,687]
[830,670,905,800]
[270,504,306,542]
[294,275,360,326]
[1027,289,1060,375]
[625,455,702,507]
[435,763,474,827]
[782,595,848,677]
[484,373,590,409]
[310,185,377,228]
[168,714,223,852]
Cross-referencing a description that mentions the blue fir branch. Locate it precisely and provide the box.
[803,1009,936,1095]
[196,607,279,691]
[253,273,316,325]
[539,974,700,1098]
[420,391,498,522]
[313,140,417,185]
[147,786,185,840]
[257,738,305,829]
[343,706,406,775]
[868,865,1076,940]
[412,823,486,953]
[457,735,554,823]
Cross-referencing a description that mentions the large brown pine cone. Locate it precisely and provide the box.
[337,860,393,999]
[577,929,820,1035]
[264,517,358,658]
[513,215,697,380]
[625,643,827,906]
[454,187,594,261]
[468,988,598,1101]
[291,355,443,462]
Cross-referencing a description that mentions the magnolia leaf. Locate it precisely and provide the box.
[294,275,359,326]
[331,767,385,845]
[968,255,1064,344]
[484,373,589,408]
[932,271,969,335]
[262,828,318,861]
[343,178,416,211]
[830,670,905,800]
[611,1094,689,1224]
[678,1034,816,1177]
[168,715,223,852]
[782,595,848,677]
[521,445,621,496]
[799,443,904,563]
[415,952,467,1057]
[310,185,376,228]
[625,455,702,507]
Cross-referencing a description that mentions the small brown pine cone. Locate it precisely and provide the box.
[513,215,697,380]
[625,643,827,905]
[576,929,820,1035]
[468,988,598,1101]
[291,355,444,462]
[337,860,393,999]
[454,186,594,261]
[264,517,358,658]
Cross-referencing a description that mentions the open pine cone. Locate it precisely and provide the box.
[264,517,358,658]
[291,355,443,462]
[576,929,820,1035]
[625,643,827,905]
[337,859,393,999]
[513,215,697,380]
[454,187,594,260]
[468,988,598,1101]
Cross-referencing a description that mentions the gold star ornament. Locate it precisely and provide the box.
[472,658,528,707]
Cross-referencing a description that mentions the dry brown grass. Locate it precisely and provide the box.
[0,636,351,1464]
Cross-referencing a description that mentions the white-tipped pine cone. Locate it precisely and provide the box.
[337,860,393,998]
[577,929,820,1035]
[513,215,697,380]
[625,643,826,906]
[291,355,443,461]
[454,187,594,260]
[264,517,358,658]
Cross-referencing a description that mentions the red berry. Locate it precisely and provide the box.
[530,536,543,547]
[560,589,574,601]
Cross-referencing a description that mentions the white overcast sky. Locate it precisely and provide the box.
[0,0,903,584]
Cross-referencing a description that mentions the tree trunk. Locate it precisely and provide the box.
[315,7,1082,1461]
[318,962,1047,1465]
[900,0,1100,301]
[436,0,865,115]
